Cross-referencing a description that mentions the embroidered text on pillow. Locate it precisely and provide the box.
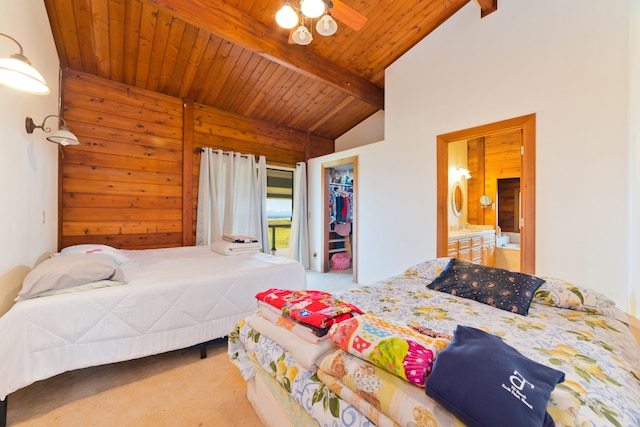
[502,370,535,410]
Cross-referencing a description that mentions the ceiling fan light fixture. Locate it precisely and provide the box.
[292,25,313,45]
[300,0,325,19]
[316,14,338,36]
[276,3,299,29]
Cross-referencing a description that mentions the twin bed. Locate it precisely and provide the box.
[229,258,640,427]
[3,247,639,426]
[0,244,306,426]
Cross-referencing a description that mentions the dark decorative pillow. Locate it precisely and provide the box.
[425,325,565,427]
[428,258,544,315]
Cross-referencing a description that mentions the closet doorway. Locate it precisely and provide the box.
[322,156,358,283]
[436,114,536,274]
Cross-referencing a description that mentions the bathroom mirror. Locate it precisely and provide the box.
[452,183,463,217]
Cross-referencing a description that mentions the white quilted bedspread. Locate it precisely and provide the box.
[0,245,305,399]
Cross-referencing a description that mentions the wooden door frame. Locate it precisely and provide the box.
[322,156,358,282]
[437,114,536,273]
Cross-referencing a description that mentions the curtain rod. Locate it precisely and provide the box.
[194,147,249,158]
[194,147,299,167]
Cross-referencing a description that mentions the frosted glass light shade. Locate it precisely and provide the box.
[276,4,299,29]
[25,115,81,146]
[316,14,338,36]
[47,126,80,146]
[292,25,313,45]
[300,0,325,19]
[0,55,50,95]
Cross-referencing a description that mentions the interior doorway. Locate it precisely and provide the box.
[322,156,358,283]
[436,114,536,274]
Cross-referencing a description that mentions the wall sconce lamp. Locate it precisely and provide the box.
[25,115,81,146]
[456,167,472,180]
[0,33,50,95]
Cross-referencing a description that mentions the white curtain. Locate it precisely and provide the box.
[196,148,260,245]
[256,156,270,254]
[288,162,310,268]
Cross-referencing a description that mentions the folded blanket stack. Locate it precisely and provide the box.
[255,288,363,337]
[247,288,364,371]
[210,237,261,256]
[222,233,258,243]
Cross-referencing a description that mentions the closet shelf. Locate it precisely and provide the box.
[328,248,348,254]
[329,238,346,243]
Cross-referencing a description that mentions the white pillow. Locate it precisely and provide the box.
[15,279,125,302]
[60,244,130,264]
[18,254,124,298]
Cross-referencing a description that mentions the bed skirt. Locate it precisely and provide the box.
[247,361,316,427]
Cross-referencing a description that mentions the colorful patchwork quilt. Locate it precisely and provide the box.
[230,260,640,427]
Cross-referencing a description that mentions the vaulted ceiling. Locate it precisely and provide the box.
[44,0,496,141]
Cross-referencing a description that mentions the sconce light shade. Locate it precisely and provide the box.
[47,127,81,146]
[456,167,472,179]
[0,33,50,95]
[480,195,493,208]
[292,25,313,45]
[316,14,338,36]
[25,115,81,146]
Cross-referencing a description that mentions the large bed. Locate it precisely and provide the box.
[0,244,306,424]
[229,258,640,427]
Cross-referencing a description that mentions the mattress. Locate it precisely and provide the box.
[0,245,306,399]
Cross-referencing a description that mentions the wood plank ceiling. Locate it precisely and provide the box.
[44,0,495,141]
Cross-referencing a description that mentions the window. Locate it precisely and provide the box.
[266,168,294,255]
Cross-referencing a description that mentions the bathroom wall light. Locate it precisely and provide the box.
[0,33,50,95]
[456,167,472,180]
[25,115,81,146]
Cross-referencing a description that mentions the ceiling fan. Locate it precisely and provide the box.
[276,0,367,45]
[328,0,367,31]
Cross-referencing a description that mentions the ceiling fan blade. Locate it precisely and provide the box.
[329,0,367,31]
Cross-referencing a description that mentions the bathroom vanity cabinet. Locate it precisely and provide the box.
[447,230,496,266]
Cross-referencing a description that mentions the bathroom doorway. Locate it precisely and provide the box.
[322,156,358,284]
[436,114,536,274]
[494,177,522,271]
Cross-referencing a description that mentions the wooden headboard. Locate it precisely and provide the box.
[0,253,50,317]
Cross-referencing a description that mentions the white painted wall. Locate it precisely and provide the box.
[0,1,60,275]
[335,110,384,152]
[629,0,640,315]
[309,0,638,314]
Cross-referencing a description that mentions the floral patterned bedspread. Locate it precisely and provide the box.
[229,264,640,427]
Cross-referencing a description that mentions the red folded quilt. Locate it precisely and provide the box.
[255,288,363,332]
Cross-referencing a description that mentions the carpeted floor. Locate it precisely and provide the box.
[5,269,357,427]
[306,268,356,292]
[6,339,260,427]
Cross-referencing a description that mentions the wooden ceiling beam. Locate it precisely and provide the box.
[474,0,498,18]
[141,0,384,110]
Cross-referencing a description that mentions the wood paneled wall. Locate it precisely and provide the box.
[59,71,333,250]
[467,130,522,227]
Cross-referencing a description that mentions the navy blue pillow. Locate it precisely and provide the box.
[428,258,545,315]
[425,325,565,427]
